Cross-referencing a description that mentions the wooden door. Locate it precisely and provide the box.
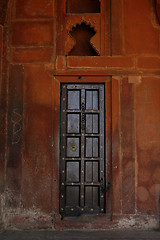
[60,83,105,217]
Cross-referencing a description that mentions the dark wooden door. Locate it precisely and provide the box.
[60,83,105,217]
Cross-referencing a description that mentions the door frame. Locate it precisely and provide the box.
[52,75,112,219]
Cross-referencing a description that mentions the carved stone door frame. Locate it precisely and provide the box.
[52,75,112,219]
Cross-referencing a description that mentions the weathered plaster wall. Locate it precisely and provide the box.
[0,0,160,230]
[0,23,4,232]
[3,0,55,230]
[0,0,10,229]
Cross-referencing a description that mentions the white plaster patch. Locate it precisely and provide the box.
[118,216,136,228]
[117,215,159,230]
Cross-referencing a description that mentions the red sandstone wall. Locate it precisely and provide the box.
[136,77,160,215]
[0,0,160,230]
[5,0,55,229]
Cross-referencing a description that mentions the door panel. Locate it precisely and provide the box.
[68,90,81,109]
[66,161,80,182]
[85,137,99,157]
[67,137,80,158]
[85,186,99,207]
[86,114,99,133]
[67,114,80,133]
[66,186,80,206]
[85,161,99,182]
[86,90,99,110]
[60,83,105,216]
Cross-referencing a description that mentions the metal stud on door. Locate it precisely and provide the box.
[60,84,105,217]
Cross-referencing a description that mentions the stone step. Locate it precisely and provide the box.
[0,230,160,240]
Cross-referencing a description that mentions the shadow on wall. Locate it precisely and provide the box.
[0,0,9,25]
[155,0,160,24]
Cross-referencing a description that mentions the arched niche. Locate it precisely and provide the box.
[68,22,99,56]
[56,0,111,56]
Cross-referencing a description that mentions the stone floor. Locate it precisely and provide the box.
[0,230,160,240]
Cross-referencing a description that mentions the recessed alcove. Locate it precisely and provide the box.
[68,22,99,56]
[66,0,101,13]
[57,0,111,57]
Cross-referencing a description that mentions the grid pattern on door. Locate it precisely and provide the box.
[60,84,105,216]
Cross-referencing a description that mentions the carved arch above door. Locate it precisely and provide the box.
[55,0,111,56]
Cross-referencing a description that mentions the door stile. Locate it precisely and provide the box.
[99,85,105,212]
[80,88,85,211]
